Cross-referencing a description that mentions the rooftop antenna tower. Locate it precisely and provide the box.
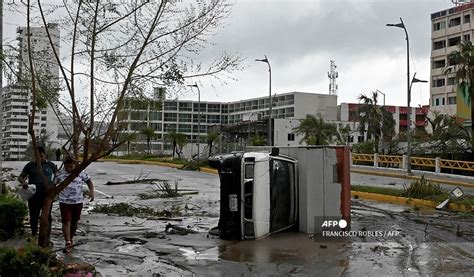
[328,60,338,95]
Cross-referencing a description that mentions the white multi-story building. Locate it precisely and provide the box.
[430,1,473,126]
[1,24,60,160]
[120,89,338,155]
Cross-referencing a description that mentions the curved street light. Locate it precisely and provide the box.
[387,17,413,173]
[255,55,273,146]
[188,83,201,160]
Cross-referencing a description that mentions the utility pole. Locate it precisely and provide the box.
[0,0,4,179]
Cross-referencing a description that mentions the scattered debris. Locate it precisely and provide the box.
[121,237,148,245]
[137,180,198,199]
[165,223,198,235]
[105,178,166,186]
[91,203,166,217]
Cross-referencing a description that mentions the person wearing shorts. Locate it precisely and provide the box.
[55,157,94,253]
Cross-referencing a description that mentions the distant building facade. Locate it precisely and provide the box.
[1,24,60,160]
[119,90,338,155]
[430,2,473,126]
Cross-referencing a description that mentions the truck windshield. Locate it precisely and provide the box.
[269,158,296,233]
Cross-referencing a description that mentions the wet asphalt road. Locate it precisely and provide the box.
[2,161,474,276]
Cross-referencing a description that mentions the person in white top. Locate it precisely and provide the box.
[55,157,94,253]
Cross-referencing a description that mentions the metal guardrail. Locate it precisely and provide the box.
[411,157,436,168]
[440,159,474,172]
[352,153,474,174]
[378,155,403,165]
[352,153,374,163]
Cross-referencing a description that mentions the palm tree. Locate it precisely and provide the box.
[118,132,137,156]
[334,124,351,145]
[422,111,471,155]
[249,132,267,146]
[293,114,336,145]
[206,132,219,157]
[164,131,187,159]
[357,92,395,153]
[140,127,156,154]
[446,40,474,149]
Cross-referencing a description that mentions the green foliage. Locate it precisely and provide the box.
[357,92,396,153]
[293,113,336,145]
[0,194,28,240]
[416,111,472,155]
[0,243,65,276]
[249,132,267,146]
[137,180,180,199]
[402,176,447,199]
[351,185,404,197]
[351,140,376,154]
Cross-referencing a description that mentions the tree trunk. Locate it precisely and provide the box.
[38,192,54,248]
[208,142,212,157]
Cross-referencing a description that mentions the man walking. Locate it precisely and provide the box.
[18,146,58,239]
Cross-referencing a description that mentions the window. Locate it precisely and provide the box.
[449,17,461,27]
[447,77,455,85]
[448,36,461,47]
[287,133,295,141]
[464,34,471,42]
[433,21,446,31]
[433,40,446,50]
[464,14,470,24]
[164,102,177,111]
[433,59,446,69]
[179,102,192,111]
[269,159,296,233]
[163,113,177,122]
[433,78,445,87]
[442,97,445,105]
[435,98,440,106]
[448,96,456,105]
[178,113,192,122]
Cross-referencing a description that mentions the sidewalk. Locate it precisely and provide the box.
[352,165,474,189]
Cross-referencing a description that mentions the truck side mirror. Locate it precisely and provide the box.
[208,156,222,170]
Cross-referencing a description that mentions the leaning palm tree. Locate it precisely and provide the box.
[140,127,156,154]
[164,131,187,159]
[206,132,219,157]
[357,92,395,153]
[293,114,336,145]
[446,40,474,149]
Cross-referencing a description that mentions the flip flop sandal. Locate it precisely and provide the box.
[63,241,73,253]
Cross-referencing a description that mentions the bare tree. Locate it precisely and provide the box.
[4,0,241,247]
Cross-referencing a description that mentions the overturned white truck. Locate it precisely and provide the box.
[209,146,351,240]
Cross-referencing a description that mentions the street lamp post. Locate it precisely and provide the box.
[188,83,201,160]
[387,17,412,173]
[255,55,272,146]
[375,90,386,154]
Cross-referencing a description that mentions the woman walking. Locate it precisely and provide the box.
[55,157,94,253]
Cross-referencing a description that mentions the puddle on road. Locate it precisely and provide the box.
[179,247,219,261]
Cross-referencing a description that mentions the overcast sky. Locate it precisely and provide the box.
[3,0,459,107]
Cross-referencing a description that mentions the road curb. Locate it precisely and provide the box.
[351,168,474,189]
[199,167,218,174]
[102,159,184,168]
[351,191,472,212]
